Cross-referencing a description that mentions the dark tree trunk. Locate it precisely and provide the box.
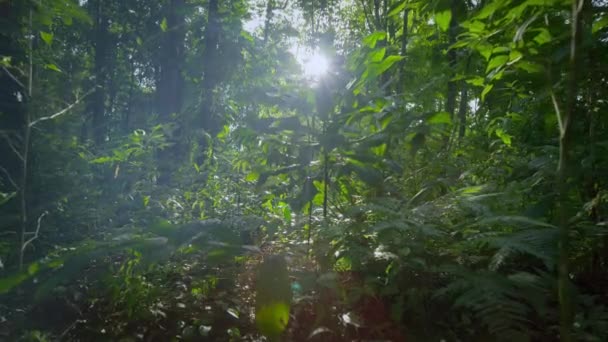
[156,0,186,183]
[398,8,409,92]
[457,86,468,140]
[444,0,459,147]
[198,0,221,163]
[157,0,185,122]
[445,4,458,121]
[88,0,110,145]
[263,0,275,44]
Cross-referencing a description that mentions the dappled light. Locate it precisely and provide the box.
[1,0,607,341]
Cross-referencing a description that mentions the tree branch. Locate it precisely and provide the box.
[0,132,24,161]
[29,88,97,127]
[21,211,48,253]
[1,66,28,93]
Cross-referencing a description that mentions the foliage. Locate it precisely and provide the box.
[1,0,607,340]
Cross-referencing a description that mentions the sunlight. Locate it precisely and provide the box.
[301,52,329,80]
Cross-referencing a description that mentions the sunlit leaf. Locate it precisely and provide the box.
[160,18,168,32]
[592,15,608,33]
[495,128,512,146]
[388,1,407,17]
[245,171,260,182]
[516,61,543,73]
[373,55,403,76]
[481,83,494,101]
[466,76,485,87]
[27,262,40,275]
[436,10,452,32]
[368,47,386,63]
[227,307,239,319]
[533,28,552,45]
[363,31,386,48]
[428,111,452,125]
[45,63,62,72]
[486,55,508,73]
[40,31,53,45]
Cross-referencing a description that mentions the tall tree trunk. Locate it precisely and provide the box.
[157,0,186,183]
[444,0,459,147]
[445,1,458,119]
[88,0,110,145]
[556,0,584,340]
[457,85,468,140]
[157,0,185,122]
[398,8,409,92]
[263,0,275,44]
[198,0,221,163]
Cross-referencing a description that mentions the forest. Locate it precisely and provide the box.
[0,0,607,341]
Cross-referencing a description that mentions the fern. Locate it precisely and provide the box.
[435,267,553,341]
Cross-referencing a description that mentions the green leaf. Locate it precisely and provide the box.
[368,47,386,63]
[508,50,523,63]
[533,28,552,45]
[245,171,260,182]
[0,272,30,294]
[466,76,485,87]
[374,55,403,75]
[462,20,486,34]
[40,31,53,45]
[477,215,556,229]
[476,42,493,61]
[240,30,254,42]
[45,63,62,72]
[481,83,494,101]
[495,128,512,146]
[143,195,150,207]
[282,206,291,222]
[486,55,508,73]
[160,18,168,32]
[90,156,114,164]
[428,111,452,125]
[363,31,386,48]
[516,61,543,73]
[592,15,608,33]
[136,37,143,45]
[0,191,16,206]
[436,10,452,32]
[27,262,40,276]
[387,1,407,17]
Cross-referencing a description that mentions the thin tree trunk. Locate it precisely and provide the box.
[89,0,109,145]
[198,0,221,164]
[556,0,584,340]
[399,8,409,92]
[157,0,186,183]
[444,0,458,147]
[18,7,33,271]
[263,0,275,44]
[457,86,468,140]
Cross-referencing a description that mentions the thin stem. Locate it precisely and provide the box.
[557,0,584,340]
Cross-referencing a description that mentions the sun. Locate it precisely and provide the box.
[302,52,329,80]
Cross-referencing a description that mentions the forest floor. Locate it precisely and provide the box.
[1,236,406,342]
